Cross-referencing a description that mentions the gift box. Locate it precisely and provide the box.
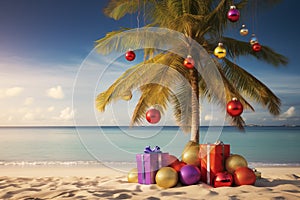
[136,146,169,184]
[199,142,230,185]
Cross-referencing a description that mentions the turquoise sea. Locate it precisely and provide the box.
[0,126,299,167]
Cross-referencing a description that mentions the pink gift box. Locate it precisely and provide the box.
[136,153,169,184]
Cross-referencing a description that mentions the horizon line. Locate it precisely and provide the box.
[0,124,298,128]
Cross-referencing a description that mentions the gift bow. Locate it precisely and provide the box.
[144,145,162,153]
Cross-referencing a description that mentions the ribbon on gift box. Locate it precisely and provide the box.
[141,154,146,184]
[206,141,226,185]
[140,146,163,184]
[144,145,162,153]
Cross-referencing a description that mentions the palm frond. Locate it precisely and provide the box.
[222,37,288,66]
[206,0,248,37]
[212,59,254,110]
[104,0,140,20]
[96,52,187,111]
[228,115,246,130]
[97,0,287,134]
[95,27,191,56]
[170,74,193,133]
[131,84,171,125]
[223,58,281,116]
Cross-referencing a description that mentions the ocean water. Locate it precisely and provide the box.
[0,126,299,167]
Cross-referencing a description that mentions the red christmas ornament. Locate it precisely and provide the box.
[125,50,136,61]
[170,161,186,173]
[233,167,256,186]
[226,98,243,117]
[183,55,195,69]
[213,172,233,188]
[146,108,161,124]
[227,5,240,22]
[252,42,262,52]
[168,155,179,165]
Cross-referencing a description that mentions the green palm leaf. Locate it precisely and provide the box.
[222,37,288,66]
[223,58,281,116]
[104,0,140,20]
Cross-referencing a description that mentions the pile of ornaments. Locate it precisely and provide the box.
[128,152,258,189]
[222,154,257,187]
[127,154,202,189]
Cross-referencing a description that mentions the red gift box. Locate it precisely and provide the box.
[136,153,169,184]
[199,143,230,185]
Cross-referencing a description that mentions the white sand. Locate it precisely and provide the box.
[0,166,299,200]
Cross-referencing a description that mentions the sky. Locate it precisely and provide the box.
[0,0,299,127]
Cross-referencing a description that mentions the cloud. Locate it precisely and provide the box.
[46,85,65,99]
[56,107,74,120]
[47,106,55,112]
[204,114,213,121]
[276,106,296,121]
[282,106,295,118]
[0,87,23,98]
[24,97,34,106]
[23,112,35,121]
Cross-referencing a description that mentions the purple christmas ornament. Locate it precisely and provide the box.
[179,165,201,185]
[227,5,240,22]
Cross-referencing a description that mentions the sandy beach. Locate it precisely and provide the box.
[0,165,299,200]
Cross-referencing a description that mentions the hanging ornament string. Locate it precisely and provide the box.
[232,38,238,88]
[255,0,258,35]
[251,0,257,35]
[143,0,146,27]
[137,0,140,29]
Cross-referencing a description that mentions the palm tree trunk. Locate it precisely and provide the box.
[189,68,199,144]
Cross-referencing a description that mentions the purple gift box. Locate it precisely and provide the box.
[136,152,169,184]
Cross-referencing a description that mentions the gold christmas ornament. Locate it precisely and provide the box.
[240,24,249,36]
[181,141,200,166]
[214,43,226,58]
[250,34,258,45]
[127,168,138,183]
[225,154,248,174]
[155,167,178,188]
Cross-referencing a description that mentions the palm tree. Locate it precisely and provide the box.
[95,0,287,144]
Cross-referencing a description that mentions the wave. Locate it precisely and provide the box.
[248,162,300,167]
[1,160,299,168]
[0,160,137,167]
